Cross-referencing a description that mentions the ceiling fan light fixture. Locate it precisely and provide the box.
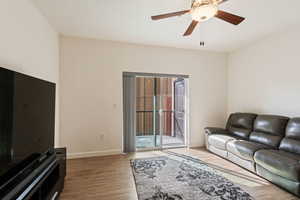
[191,4,218,22]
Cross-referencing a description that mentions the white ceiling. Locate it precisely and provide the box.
[33,0,300,52]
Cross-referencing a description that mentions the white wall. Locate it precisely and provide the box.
[0,0,60,146]
[60,36,228,158]
[228,28,300,117]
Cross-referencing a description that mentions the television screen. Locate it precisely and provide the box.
[0,67,55,180]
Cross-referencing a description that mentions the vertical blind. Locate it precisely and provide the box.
[122,74,136,153]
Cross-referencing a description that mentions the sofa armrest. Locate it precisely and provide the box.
[204,127,229,135]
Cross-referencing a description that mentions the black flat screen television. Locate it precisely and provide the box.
[0,67,55,181]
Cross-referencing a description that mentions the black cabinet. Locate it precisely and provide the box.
[55,148,67,181]
[28,163,60,200]
[1,148,66,200]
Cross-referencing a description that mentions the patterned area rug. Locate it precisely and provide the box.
[131,152,254,200]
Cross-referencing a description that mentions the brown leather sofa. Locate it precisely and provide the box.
[205,113,300,196]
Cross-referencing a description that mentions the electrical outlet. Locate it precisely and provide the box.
[99,134,104,141]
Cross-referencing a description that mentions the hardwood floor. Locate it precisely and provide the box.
[60,148,299,200]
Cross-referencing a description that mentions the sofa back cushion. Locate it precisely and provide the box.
[250,115,289,147]
[279,118,300,154]
[226,113,257,139]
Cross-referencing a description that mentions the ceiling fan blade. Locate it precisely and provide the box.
[215,10,245,25]
[151,10,190,20]
[217,0,229,4]
[183,20,199,36]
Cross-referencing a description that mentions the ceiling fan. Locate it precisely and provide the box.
[151,0,245,36]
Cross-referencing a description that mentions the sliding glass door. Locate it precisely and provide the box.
[136,77,157,149]
[135,76,187,150]
[172,78,186,147]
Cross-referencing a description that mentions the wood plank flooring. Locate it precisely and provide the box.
[60,148,299,200]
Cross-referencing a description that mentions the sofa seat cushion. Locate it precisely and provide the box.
[254,150,300,181]
[207,134,237,150]
[226,140,271,161]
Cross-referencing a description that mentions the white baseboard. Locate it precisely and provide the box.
[67,149,122,159]
[188,144,205,148]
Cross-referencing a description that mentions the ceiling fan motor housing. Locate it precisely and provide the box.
[191,0,219,22]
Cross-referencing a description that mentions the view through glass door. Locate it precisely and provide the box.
[135,76,187,150]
